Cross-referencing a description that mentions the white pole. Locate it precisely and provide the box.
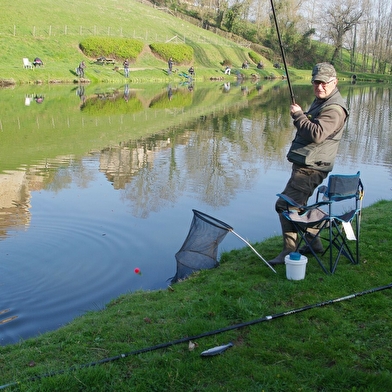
[230,230,276,273]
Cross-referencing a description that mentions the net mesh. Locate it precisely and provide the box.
[171,210,233,283]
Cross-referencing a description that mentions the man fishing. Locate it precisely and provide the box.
[268,63,349,265]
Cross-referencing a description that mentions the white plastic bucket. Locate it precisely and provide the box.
[285,252,308,280]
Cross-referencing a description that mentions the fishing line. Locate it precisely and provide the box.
[270,0,296,104]
[1,282,391,389]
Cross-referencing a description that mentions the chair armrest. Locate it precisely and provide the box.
[276,193,302,208]
[316,185,329,202]
[277,193,331,213]
[318,185,328,195]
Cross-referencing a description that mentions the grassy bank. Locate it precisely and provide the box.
[1,199,391,391]
[2,0,392,86]
[0,0,285,86]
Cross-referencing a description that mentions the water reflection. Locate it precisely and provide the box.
[0,170,31,237]
[344,87,392,167]
[0,82,391,345]
[24,94,45,106]
[1,83,391,229]
[76,85,87,103]
[123,84,130,102]
[2,82,392,227]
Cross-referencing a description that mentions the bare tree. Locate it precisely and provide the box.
[322,0,363,64]
[355,0,373,72]
[372,0,392,73]
[173,0,392,74]
[250,0,270,36]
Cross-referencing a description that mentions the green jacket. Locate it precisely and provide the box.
[287,89,349,172]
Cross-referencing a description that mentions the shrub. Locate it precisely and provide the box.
[248,50,261,64]
[149,43,194,64]
[250,43,274,61]
[80,37,144,61]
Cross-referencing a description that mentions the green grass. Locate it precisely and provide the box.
[0,0,287,85]
[4,0,387,86]
[1,2,392,390]
[1,200,391,391]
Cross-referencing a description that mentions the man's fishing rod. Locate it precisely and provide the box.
[269,0,296,104]
[1,282,391,389]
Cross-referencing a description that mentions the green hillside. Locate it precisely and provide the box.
[0,0,296,84]
[1,0,391,85]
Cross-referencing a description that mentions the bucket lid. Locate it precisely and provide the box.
[289,252,301,260]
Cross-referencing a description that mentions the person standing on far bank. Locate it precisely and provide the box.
[168,57,173,74]
[78,61,86,78]
[123,59,130,78]
[268,63,349,265]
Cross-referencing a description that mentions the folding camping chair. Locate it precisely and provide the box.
[23,58,33,69]
[278,171,364,274]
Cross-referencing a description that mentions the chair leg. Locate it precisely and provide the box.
[329,221,358,273]
[294,222,330,274]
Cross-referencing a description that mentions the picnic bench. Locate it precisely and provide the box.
[96,57,116,65]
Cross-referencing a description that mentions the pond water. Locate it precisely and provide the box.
[0,80,391,345]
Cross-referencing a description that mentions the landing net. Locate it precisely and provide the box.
[171,209,275,283]
[171,210,232,283]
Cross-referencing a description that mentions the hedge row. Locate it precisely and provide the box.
[248,50,261,64]
[149,43,194,64]
[80,37,144,61]
[79,37,194,64]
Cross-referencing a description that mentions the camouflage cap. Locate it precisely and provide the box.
[311,63,337,83]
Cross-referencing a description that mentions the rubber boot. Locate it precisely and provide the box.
[299,231,324,254]
[268,214,297,265]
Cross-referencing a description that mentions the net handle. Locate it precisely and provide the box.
[230,230,276,273]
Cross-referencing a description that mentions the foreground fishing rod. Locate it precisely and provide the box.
[1,282,391,390]
[270,0,296,104]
